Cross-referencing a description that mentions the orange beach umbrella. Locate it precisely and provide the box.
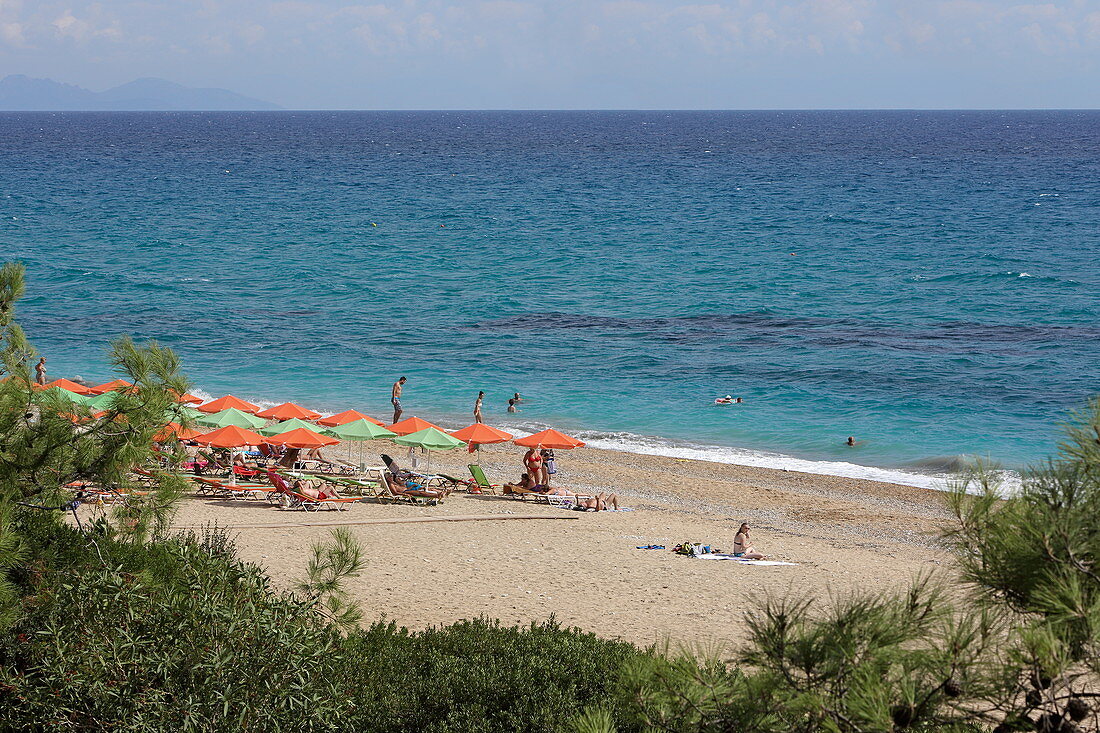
[44,378,94,395]
[198,395,260,414]
[387,416,443,436]
[450,423,513,444]
[89,379,133,395]
[192,424,267,486]
[317,409,384,427]
[254,402,322,421]
[263,427,339,449]
[153,422,203,442]
[513,429,586,449]
[450,422,514,461]
[171,390,203,404]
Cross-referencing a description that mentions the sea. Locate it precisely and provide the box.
[2,110,1098,490]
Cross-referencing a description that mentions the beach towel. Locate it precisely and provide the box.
[696,553,797,566]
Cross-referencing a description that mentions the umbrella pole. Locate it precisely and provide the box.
[230,447,238,486]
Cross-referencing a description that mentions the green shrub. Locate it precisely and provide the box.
[340,617,645,732]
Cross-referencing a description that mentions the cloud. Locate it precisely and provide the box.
[52,8,121,42]
[0,20,24,45]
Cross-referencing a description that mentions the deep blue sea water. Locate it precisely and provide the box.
[1,111,1098,486]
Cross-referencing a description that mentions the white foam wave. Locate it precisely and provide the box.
[574,431,950,490]
[569,430,1022,493]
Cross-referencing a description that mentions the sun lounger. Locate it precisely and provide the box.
[264,470,360,510]
[466,464,502,495]
[324,475,384,498]
[380,454,449,489]
[375,480,441,506]
[191,476,270,500]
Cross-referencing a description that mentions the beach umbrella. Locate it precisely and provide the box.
[513,428,586,449]
[153,422,203,442]
[174,405,205,420]
[323,419,397,471]
[324,418,396,441]
[513,429,584,487]
[193,425,267,485]
[255,402,322,421]
[44,378,94,395]
[197,395,259,414]
[196,407,266,429]
[317,409,384,427]
[393,426,464,472]
[171,390,203,404]
[259,417,319,436]
[86,391,124,410]
[450,423,513,463]
[264,427,339,449]
[39,386,94,405]
[387,416,444,436]
[89,379,133,395]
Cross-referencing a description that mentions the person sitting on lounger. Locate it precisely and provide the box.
[385,470,445,500]
[503,472,548,494]
[733,523,765,559]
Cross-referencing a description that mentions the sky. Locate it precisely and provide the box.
[1,0,1100,109]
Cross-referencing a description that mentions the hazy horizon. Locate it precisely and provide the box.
[2,2,1100,110]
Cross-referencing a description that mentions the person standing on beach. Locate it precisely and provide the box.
[523,446,543,480]
[474,391,484,423]
[507,392,522,413]
[391,377,406,424]
[35,357,47,386]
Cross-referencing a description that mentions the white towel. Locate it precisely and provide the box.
[696,553,796,566]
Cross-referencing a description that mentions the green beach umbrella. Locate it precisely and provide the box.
[196,407,266,429]
[86,391,123,410]
[324,418,397,471]
[393,426,464,473]
[163,405,204,423]
[259,417,318,436]
[39,386,93,405]
[324,419,396,441]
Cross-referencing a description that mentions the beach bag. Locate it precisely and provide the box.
[543,449,556,475]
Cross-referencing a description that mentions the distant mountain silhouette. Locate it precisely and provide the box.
[0,75,280,111]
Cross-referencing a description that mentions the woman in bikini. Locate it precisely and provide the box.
[523,447,543,481]
[733,523,765,559]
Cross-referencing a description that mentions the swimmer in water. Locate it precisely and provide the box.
[715,395,734,405]
[847,436,856,447]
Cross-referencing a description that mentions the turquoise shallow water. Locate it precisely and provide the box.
[1,111,1098,483]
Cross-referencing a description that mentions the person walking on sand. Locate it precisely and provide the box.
[507,392,522,413]
[733,523,766,560]
[391,377,406,424]
[474,391,484,423]
[35,357,47,386]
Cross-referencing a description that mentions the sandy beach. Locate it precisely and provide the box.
[161,442,956,651]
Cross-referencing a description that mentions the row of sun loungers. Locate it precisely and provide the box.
[70,460,600,513]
